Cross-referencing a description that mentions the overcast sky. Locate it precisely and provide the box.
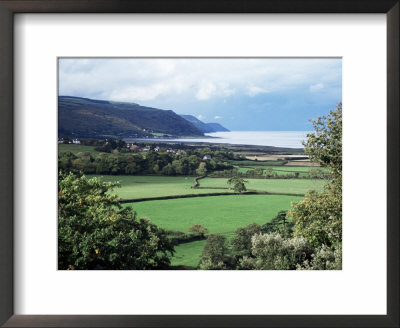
[58,58,342,131]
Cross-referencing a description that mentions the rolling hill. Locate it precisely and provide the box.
[58,96,204,138]
[180,115,230,133]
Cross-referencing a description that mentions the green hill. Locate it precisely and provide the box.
[58,96,204,138]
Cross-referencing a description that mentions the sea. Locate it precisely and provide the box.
[128,131,310,149]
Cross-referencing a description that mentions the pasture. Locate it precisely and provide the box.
[90,174,325,268]
[94,175,233,199]
[199,177,325,194]
[58,144,99,155]
[125,194,302,235]
[125,194,302,267]
[94,175,325,200]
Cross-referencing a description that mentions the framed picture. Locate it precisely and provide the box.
[0,0,398,327]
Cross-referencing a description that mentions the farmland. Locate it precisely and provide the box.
[59,141,331,269]
[95,175,325,200]
[124,194,303,267]
[91,172,324,267]
[58,144,99,155]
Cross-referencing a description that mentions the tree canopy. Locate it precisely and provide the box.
[289,103,342,248]
[58,172,174,270]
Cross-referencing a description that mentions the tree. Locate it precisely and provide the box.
[58,172,174,270]
[196,162,207,176]
[227,176,248,193]
[198,234,228,270]
[289,190,341,247]
[265,167,276,178]
[251,233,313,270]
[188,224,209,238]
[303,102,342,186]
[262,210,294,238]
[231,223,262,258]
[289,103,342,248]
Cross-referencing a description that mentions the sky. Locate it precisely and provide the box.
[58,58,342,131]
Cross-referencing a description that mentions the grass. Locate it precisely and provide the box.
[170,240,206,267]
[91,174,324,267]
[124,194,302,236]
[200,177,325,194]
[124,194,303,267]
[94,175,233,199]
[58,144,99,155]
[92,175,324,200]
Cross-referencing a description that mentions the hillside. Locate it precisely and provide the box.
[58,96,203,138]
[180,115,230,133]
[206,122,230,132]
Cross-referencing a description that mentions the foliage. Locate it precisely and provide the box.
[198,235,229,270]
[290,189,342,247]
[303,102,342,185]
[297,243,342,270]
[262,210,294,238]
[227,176,248,193]
[58,172,174,270]
[196,162,208,176]
[251,233,313,270]
[231,223,262,258]
[188,224,209,238]
[58,146,233,177]
[290,103,342,248]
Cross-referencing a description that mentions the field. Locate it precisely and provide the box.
[199,177,324,194]
[124,194,303,267]
[125,194,302,235]
[58,144,99,155]
[83,157,326,268]
[94,175,231,199]
[93,175,325,199]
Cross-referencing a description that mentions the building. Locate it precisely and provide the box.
[130,144,139,150]
[203,155,212,160]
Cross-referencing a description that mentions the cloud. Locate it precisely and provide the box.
[214,116,222,119]
[58,58,341,108]
[196,82,217,100]
[309,83,324,92]
[246,85,270,97]
[197,114,204,120]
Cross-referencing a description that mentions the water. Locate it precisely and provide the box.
[160,131,309,148]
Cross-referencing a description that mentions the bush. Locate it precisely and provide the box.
[251,233,313,270]
[297,243,342,270]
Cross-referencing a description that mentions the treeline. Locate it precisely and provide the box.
[211,167,330,179]
[58,148,234,176]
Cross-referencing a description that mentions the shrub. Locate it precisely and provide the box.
[251,233,313,270]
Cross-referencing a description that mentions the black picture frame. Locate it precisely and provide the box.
[0,1,398,327]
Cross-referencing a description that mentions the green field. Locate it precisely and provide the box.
[94,175,232,199]
[126,194,302,235]
[171,240,207,267]
[92,175,324,200]
[89,174,325,268]
[199,177,324,194]
[58,144,99,155]
[125,194,302,267]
